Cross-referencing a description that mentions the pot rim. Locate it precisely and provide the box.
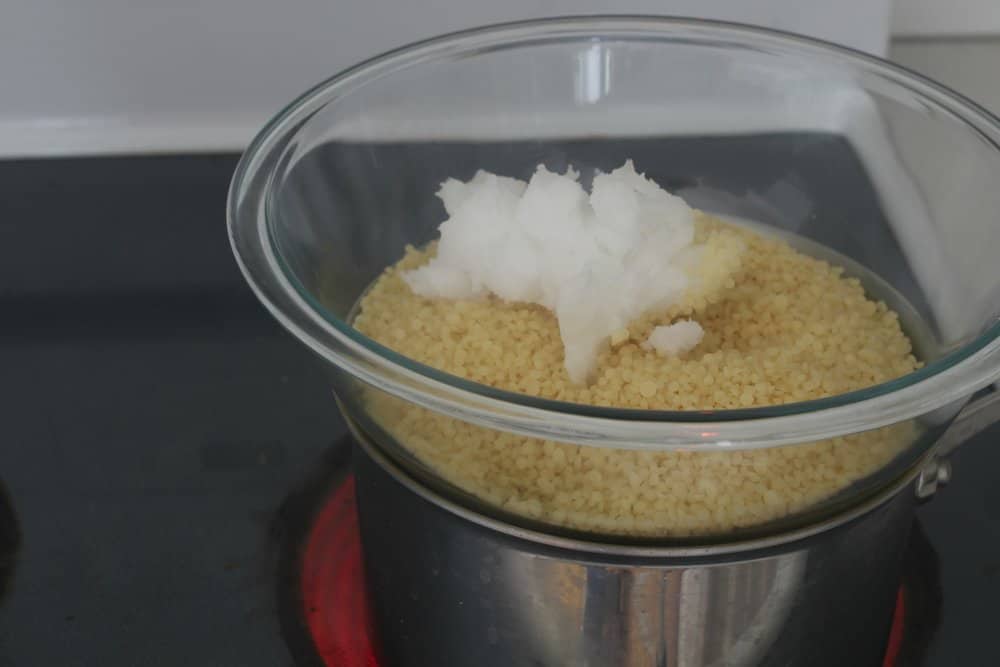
[348,413,930,558]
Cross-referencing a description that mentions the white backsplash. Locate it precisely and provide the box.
[1,0,892,157]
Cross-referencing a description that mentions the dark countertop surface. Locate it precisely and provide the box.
[0,154,998,666]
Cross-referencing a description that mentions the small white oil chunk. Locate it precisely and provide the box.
[642,320,705,357]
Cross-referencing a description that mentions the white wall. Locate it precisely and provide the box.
[1,0,892,157]
[892,39,1000,114]
[892,0,1000,36]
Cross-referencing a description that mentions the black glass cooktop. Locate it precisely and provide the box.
[0,151,998,666]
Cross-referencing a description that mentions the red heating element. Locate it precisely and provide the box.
[300,477,378,667]
[299,477,906,667]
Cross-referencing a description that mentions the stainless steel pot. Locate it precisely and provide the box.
[349,392,1000,667]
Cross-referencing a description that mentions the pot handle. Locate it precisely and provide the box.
[914,389,1000,499]
[935,387,1000,458]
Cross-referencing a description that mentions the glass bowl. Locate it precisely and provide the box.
[228,16,1000,540]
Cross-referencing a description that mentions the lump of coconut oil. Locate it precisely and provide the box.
[403,161,739,383]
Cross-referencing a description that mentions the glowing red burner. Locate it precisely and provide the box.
[298,477,906,667]
[883,588,906,667]
[300,477,378,667]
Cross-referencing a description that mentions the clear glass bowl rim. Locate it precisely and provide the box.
[228,15,1000,451]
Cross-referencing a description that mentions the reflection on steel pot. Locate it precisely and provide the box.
[497,531,807,666]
